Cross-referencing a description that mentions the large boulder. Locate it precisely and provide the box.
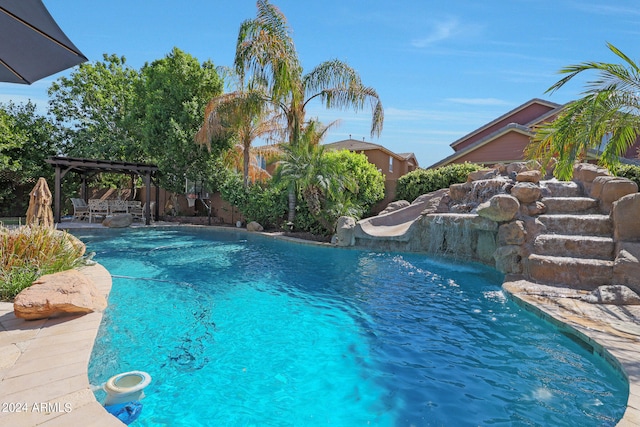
[246,221,264,232]
[573,163,609,194]
[498,220,526,245]
[516,170,541,184]
[510,182,542,204]
[493,245,522,274]
[102,213,133,228]
[13,269,107,320]
[612,193,640,242]
[449,182,469,203]
[335,216,356,247]
[476,195,520,222]
[590,176,638,212]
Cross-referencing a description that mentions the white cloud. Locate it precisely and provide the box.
[411,17,461,48]
[411,17,484,48]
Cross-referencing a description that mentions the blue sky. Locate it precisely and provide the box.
[1,0,639,167]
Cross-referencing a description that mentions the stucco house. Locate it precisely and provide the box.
[429,98,640,170]
[428,99,564,169]
[323,138,419,210]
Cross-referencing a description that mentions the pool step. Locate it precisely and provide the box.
[541,197,600,214]
[535,214,612,237]
[533,234,614,260]
[527,254,614,289]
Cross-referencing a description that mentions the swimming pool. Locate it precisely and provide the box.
[77,227,628,426]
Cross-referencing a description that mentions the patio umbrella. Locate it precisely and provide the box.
[0,0,87,84]
[26,177,54,228]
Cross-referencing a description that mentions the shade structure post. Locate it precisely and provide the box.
[144,172,151,225]
[53,165,61,223]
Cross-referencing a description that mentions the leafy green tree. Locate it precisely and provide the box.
[0,102,60,215]
[529,43,640,179]
[323,150,385,216]
[48,54,142,161]
[235,0,384,221]
[133,47,226,193]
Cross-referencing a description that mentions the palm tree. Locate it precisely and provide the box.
[235,0,384,221]
[274,120,356,233]
[195,89,280,187]
[529,43,640,179]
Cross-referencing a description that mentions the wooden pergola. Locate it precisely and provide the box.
[46,156,159,225]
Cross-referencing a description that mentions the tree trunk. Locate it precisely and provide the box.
[287,185,296,223]
[243,145,250,187]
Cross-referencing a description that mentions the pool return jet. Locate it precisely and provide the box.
[92,370,152,425]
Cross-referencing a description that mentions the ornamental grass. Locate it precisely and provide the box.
[0,225,85,301]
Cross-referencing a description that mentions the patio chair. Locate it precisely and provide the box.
[110,199,128,215]
[88,199,109,223]
[129,201,143,221]
[130,201,155,223]
[70,198,89,221]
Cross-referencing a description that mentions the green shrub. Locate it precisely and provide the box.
[615,164,640,188]
[323,150,385,216]
[395,163,483,202]
[0,225,85,301]
[218,173,287,229]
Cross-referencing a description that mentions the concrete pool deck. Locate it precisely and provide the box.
[0,263,123,426]
[0,223,639,425]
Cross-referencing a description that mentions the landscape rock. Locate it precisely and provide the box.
[510,182,542,204]
[493,245,522,274]
[526,201,547,216]
[467,169,498,182]
[612,193,640,242]
[613,242,640,294]
[102,213,133,228]
[335,216,356,247]
[573,163,609,187]
[581,285,640,305]
[516,170,541,184]
[506,162,531,176]
[498,220,526,245]
[449,182,469,203]
[599,178,638,213]
[13,269,107,320]
[379,200,410,215]
[476,195,520,222]
[246,221,264,232]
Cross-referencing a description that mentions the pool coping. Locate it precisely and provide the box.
[0,264,124,426]
[0,227,639,425]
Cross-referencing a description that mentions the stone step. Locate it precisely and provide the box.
[533,234,614,260]
[527,254,614,289]
[540,180,583,197]
[536,214,612,236]
[541,197,600,214]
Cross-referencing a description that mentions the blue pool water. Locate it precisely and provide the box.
[77,227,628,426]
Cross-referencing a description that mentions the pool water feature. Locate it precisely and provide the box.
[77,227,628,426]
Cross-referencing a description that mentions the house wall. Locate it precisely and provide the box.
[453,103,556,152]
[450,132,532,165]
[357,149,413,211]
[623,137,640,160]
